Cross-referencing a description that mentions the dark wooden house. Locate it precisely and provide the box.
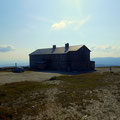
[29,43,95,71]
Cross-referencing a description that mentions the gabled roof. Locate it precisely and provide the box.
[30,45,90,55]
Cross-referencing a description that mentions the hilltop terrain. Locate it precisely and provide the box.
[91,57,120,66]
[0,67,120,120]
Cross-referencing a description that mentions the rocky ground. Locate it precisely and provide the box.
[21,72,120,120]
[0,68,120,120]
[42,74,120,120]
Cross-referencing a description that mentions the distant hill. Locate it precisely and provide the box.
[1,57,120,68]
[0,61,29,68]
[91,57,120,67]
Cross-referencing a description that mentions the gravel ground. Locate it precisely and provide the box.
[1,67,120,85]
[40,72,120,120]
[95,67,120,73]
[1,68,120,120]
[0,71,62,84]
[21,71,120,120]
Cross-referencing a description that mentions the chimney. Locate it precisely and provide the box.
[53,45,56,49]
[65,43,69,49]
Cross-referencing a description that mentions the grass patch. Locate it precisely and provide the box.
[50,76,58,80]
[96,66,120,68]
[0,72,116,119]
[0,81,55,120]
[54,72,108,89]
[54,72,110,109]
[0,81,55,104]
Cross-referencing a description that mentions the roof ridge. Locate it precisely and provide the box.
[30,45,85,55]
[37,45,84,50]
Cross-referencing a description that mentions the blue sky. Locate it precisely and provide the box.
[0,0,120,64]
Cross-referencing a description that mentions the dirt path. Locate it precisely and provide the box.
[0,71,61,84]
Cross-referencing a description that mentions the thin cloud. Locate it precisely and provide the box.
[74,16,91,30]
[0,45,15,52]
[90,45,120,57]
[91,45,112,51]
[32,16,53,23]
[51,21,68,30]
[91,45,116,51]
[91,45,120,54]
[51,16,91,30]
[22,24,37,33]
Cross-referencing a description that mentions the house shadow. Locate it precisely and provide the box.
[30,69,95,75]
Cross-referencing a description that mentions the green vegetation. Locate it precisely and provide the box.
[51,72,108,89]
[0,81,54,103]
[51,72,110,109]
[96,66,120,68]
[0,81,55,120]
[0,72,117,120]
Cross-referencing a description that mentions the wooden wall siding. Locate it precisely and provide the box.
[30,46,95,71]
